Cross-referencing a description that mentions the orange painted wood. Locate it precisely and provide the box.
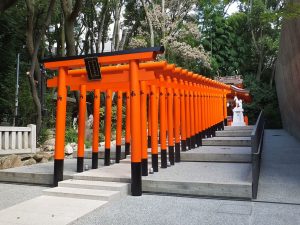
[54,67,68,160]
[92,89,100,153]
[77,85,86,158]
[116,91,123,146]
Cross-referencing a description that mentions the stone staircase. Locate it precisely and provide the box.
[43,179,129,201]
[181,126,253,163]
[140,126,254,198]
[0,178,130,225]
[66,126,254,199]
[0,125,256,224]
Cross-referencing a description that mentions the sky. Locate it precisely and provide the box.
[227,1,240,15]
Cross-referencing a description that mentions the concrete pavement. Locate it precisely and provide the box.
[71,129,300,225]
[71,194,300,225]
[0,129,300,225]
[256,129,300,204]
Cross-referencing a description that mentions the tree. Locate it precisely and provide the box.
[128,0,211,71]
[0,0,18,12]
[25,0,56,135]
[60,0,83,56]
[241,0,281,81]
[141,0,154,47]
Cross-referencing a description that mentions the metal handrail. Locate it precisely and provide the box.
[251,111,265,199]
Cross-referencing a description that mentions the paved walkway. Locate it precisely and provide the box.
[0,129,300,225]
[70,129,300,225]
[71,195,300,225]
[256,129,300,204]
[0,183,46,211]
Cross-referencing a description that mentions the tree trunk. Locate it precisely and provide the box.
[96,0,108,53]
[25,0,56,135]
[119,29,127,50]
[65,19,76,55]
[60,13,66,56]
[141,0,154,47]
[270,61,276,88]
[60,0,83,56]
[161,0,166,58]
[256,52,263,81]
[0,0,18,12]
[112,0,122,51]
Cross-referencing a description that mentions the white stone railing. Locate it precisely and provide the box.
[0,124,36,155]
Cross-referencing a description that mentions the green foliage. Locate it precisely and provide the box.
[243,75,282,128]
[85,140,92,148]
[38,127,50,145]
[0,3,36,125]
[198,1,248,76]
[65,128,78,144]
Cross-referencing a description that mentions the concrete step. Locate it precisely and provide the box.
[216,130,252,137]
[58,179,130,195]
[120,158,164,165]
[181,146,251,162]
[72,163,131,183]
[72,161,252,199]
[202,137,251,147]
[0,196,107,225]
[224,125,253,131]
[143,162,252,199]
[73,149,126,159]
[43,187,121,201]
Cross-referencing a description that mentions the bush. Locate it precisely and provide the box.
[65,128,78,144]
[243,75,282,128]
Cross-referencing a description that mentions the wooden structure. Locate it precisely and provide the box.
[43,46,231,196]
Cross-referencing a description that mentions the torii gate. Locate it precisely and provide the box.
[43,47,164,196]
[43,46,231,196]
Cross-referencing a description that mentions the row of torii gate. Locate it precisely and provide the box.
[43,46,231,196]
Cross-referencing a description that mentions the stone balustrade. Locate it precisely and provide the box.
[0,124,36,155]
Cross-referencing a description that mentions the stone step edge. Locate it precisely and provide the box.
[43,187,122,201]
[58,179,130,193]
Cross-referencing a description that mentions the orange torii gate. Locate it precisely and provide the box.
[43,46,231,196]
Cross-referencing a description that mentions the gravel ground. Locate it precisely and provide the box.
[0,183,47,210]
[71,194,300,225]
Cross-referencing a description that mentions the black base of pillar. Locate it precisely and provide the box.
[92,152,98,169]
[169,146,175,165]
[104,148,110,166]
[187,138,191,150]
[208,127,213,138]
[152,154,158,172]
[125,143,130,156]
[211,127,215,137]
[181,140,187,152]
[53,159,64,187]
[202,131,206,139]
[131,162,142,196]
[191,135,195,149]
[77,157,84,172]
[175,142,180,162]
[116,145,121,163]
[198,132,202,146]
[213,125,217,136]
[161,150,167,168]
[142,158,148,176]
[147,136,151,148]
[224,118,228,126]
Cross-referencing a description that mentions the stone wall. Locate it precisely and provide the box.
[275,10,300,140]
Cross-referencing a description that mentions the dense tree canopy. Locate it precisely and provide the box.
[1,0,296,139]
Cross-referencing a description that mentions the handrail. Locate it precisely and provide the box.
[251,111,265,199]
